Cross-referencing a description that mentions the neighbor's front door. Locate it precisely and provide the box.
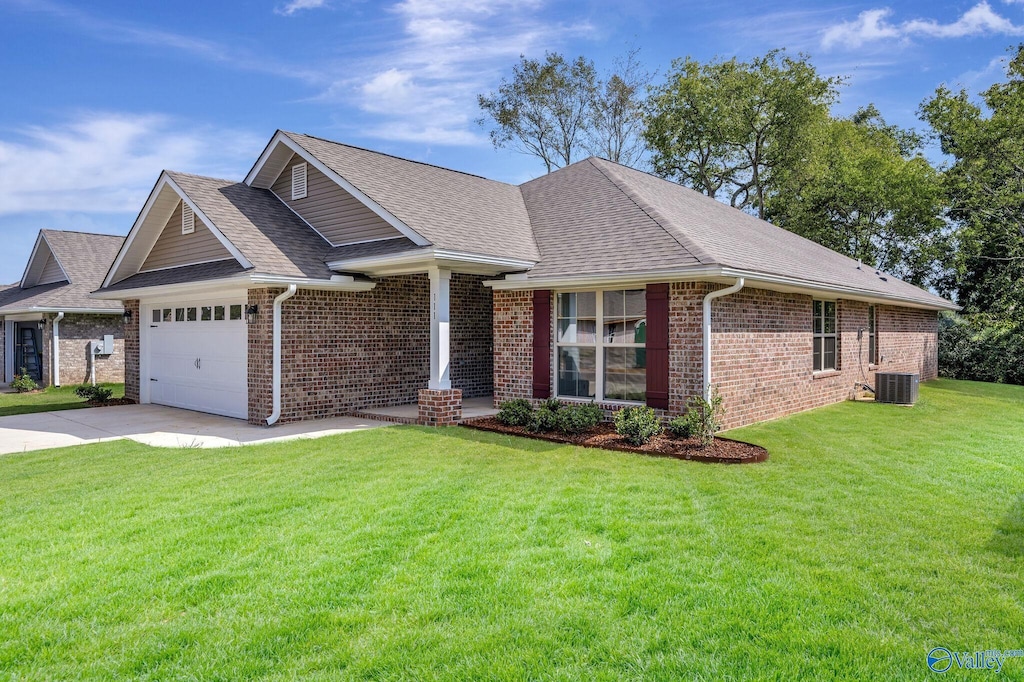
[13,322,43,382]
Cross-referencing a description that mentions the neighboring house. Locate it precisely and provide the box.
[91,131,957,429]
[0,230,126,388]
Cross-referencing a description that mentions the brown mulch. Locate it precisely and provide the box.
[462,417,768,464]
[86,398,136,408]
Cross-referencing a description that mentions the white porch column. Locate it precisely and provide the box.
[428,266,451,390]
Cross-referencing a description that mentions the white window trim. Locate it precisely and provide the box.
[554,289,646,404]
[813,299,838,373]
[867,304,878,366]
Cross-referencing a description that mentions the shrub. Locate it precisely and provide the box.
[666,414,692,439]
[556,402,603,435]
[11,370,37,393]
[614,405,661,445]
[527,400,561,433]
[75,385,113,403]
[685,387,725,448]
[496,398,534,427]
[939,312,1024,385]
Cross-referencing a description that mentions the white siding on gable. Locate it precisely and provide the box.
[142,201,233,271]
[37,251,67,285]
[272,153,402,246]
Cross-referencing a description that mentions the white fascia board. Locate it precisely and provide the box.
[326,248,535,274]
[90,272,376,301]
[163,175,253,270]
[484,265,958,311]
[0,306,124,315]
[247,132,430,247]
[102,173,169,289]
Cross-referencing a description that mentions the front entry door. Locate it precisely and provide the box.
[14,323,43,382]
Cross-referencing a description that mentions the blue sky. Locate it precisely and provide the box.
[0,0,1021,283]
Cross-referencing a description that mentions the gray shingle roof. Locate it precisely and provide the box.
[0,231,124,313]
[283,132,539,263]
[578,159,953,308]
[100,259,249,293]
[323,237,423,264]
[168,172,335,279]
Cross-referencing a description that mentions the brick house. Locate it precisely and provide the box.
[0,230,125,388]
[92,131,956,429]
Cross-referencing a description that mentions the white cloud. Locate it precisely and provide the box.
[822,2,1024,50]
[317,0,593,146]
[0,113,261,215]
[275,0,329,16]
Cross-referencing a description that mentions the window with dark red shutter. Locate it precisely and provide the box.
[532,290,551,398]
[645,283,669,409]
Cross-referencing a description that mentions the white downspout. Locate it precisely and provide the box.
[702,278,745,400]
[52,312,64,387]
[266,284,298,426]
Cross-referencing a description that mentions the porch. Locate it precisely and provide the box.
[351,395,498,425]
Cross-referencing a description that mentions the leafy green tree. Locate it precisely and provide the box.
[767,106,946,286]
[919,45,1024,317]
[477,53,598,173]
[645,49,841,219]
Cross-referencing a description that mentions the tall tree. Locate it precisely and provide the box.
[644,49,841,219]
[477,53,598,173]
[920,45,1024,317]
[586,48,651,167]
[767,105,946,286]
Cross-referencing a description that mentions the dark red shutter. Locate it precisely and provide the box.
[532,290,552,398]
[645,283,670,409]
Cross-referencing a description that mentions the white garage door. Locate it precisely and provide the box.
[145,301,248,419]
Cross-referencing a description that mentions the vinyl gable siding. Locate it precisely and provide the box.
[37,252,68,285]
[272,153,402,246]
[141,201,234,272]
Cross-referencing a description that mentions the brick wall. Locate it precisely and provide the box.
[0,318,5,382]
[123,300,140,403]
[493,289,535,404]
[40,314,124,386]
[248,274,493,425]
[450,273,493,398]
[492,283,939,429]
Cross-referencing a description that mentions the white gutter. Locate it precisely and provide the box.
[703,278,745,400]
[266,284,298,426]
[51,312,64,387]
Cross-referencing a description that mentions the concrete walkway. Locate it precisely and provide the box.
[0,404,390,455]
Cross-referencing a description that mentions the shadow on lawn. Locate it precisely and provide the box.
[989,494,1024,557]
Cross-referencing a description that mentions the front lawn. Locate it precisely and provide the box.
[0,382,125,417]
[0,379,1021,680]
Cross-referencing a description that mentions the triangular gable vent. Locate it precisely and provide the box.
[181,203,195,235]
[291,162,308,200]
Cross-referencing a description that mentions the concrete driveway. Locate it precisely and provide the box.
[0,404,390,455]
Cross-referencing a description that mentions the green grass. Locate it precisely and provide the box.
[0,383,125,417]
[0,379,1022,680]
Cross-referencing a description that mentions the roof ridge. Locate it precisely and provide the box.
[588,158,718,266]
[40,229,126,239]
[166,169,239,185]
[283,131,514,187]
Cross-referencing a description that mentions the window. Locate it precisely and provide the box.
[181,203,195,235]
[813,300,838,372]
[152,309,161,323]
[868,305,878,365]
[214,305,225,321]
[201,306,212,321]
[291,162,308,200]
[187,307,197,322]
[163,308,172,322]
[556,289,646,402]
[175,308,185,322]
[229,304,242,321]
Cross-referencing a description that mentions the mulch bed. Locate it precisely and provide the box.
[86,398,135,408]
[462,417,768,464]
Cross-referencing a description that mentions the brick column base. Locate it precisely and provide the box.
[418,388,462,426]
